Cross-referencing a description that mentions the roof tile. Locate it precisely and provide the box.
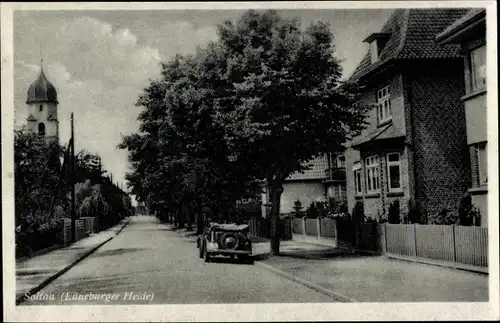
[349,9,469,81]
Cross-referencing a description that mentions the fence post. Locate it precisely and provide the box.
[317,218,321,240]
[413,224,418,257]
[384,222,388,254]
[452,225,457,262]
[302,217,306,240]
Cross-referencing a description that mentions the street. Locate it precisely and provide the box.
[22,216,334,304]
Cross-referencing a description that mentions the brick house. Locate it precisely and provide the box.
[436,8,488,225]
[345,9,471,223]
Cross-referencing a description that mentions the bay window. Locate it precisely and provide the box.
[477,143,487,185]
[353,162,363,195]
[471,45,486,91]
[365,156,380,194]
[386,152,402,192]
[377,86,391,124]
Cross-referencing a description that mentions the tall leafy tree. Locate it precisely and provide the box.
[208,10,367,254]
[121,10,367,255]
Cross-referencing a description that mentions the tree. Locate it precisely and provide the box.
[14,130,62,231]
[120,10,367,255]
[206,10,367,254]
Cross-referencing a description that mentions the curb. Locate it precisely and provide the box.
[16,219,130,305]
[116,219,131,235]
[385,254,489,275]
[256,261,357,303]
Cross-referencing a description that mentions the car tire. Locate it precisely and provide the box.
[204,243,211,263]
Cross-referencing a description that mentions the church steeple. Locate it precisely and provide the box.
[26,61,59,144]
[26,61,58,104]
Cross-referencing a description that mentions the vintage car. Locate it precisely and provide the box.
[197,222,253,264]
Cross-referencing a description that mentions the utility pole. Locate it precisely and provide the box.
[70,113,76,243]
[98,156,102,185]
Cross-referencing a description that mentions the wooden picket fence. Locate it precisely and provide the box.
[248,216,292,240]
[290,217,488,269]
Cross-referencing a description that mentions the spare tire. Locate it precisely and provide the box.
[219,232,240,250]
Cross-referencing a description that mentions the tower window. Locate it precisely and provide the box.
[39,105,43,112]
[38,122,46,136]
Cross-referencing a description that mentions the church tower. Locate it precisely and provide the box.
[26,61,59,144]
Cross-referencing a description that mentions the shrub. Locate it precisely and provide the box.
[351,201,364,224]
[293,199,303,217]
[388,200,400,224]
[407,199,423,224]
[458,194,474,226]
[306,201,319,218]
[337,201,348,214]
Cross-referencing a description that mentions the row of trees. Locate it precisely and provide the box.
[15,129,133,257]
[120,10,368,254]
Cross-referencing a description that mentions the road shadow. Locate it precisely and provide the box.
[207,257,256,266]
[92,248,148,258]
[278,248,379,260]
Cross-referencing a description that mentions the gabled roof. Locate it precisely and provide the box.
[285,155,329,181]
[27,114,37,122]
[350,9,469,81]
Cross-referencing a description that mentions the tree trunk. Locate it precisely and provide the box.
[178,204,185,229]
[196,202,204,235]
[269,178,284,256]
[186,203,193,231]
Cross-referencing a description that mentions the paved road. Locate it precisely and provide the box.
[23,216,334,304]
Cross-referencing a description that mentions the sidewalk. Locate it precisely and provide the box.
[16,218,130,304]
[259,241,489,302]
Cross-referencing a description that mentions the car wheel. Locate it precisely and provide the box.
[204,244,211,263]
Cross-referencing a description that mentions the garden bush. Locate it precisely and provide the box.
[351,201,364,224]
[388,200,400,224]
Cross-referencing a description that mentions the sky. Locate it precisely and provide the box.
[14,9,393,199]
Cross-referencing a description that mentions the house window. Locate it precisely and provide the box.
[386,153,402,192]
[337,184,343,199]
[337,155,345,168]
[353,161,363,195]
[38,122,46,136]
[477,143,487,185]
[376,86,391,124]
[471,45,486,91]
[365,156,380,193]
[328,153,345,168]
[39,105,43,112]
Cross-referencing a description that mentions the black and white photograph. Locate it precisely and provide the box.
[2,1,498,322]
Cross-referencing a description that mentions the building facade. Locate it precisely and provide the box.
[345,9,472,223]
[436,9,488,225]
[261,153,347,215]
[26,63,60,145]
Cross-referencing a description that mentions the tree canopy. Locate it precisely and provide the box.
[120,9,367,253]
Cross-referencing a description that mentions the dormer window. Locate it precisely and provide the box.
[363,33,391,64]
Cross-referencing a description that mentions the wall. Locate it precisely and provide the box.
[26,102,59,140]
[404,60,471,217]
[280,180,326,214]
